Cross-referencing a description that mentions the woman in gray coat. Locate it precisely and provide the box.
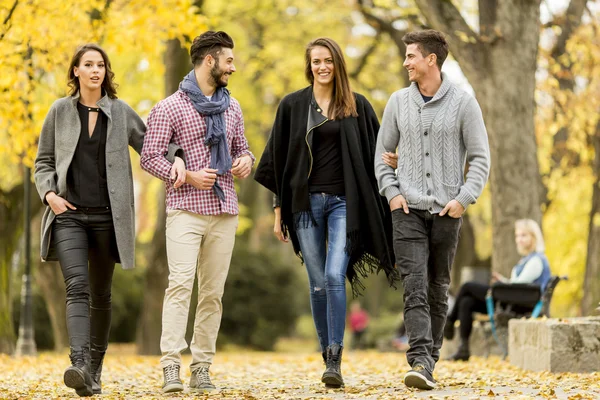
[34,44,185,397]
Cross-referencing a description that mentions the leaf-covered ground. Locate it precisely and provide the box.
[1,345,598,399]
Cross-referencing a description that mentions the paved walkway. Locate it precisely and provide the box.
[0,349,597,399]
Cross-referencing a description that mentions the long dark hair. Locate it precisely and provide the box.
[304,38,357,120]
[67,43,118,99]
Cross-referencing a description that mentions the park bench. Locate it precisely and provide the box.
[479,275,567,358]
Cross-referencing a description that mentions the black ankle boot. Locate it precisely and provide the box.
[64,347,93,397]
[443,320,455,340]
[321,344,344,388]
[448,339,470,361]
[90,350,106,394]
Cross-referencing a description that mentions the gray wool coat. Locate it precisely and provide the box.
[34,93,181,270]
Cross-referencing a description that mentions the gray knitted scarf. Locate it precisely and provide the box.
[180,70,231,201]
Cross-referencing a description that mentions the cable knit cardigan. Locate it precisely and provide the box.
[375,73,490,212]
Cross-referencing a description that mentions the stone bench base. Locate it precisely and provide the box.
[509,317,600,373]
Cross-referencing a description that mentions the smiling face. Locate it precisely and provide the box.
[208,47,236,88]
[73,50,105,93]
[310,45,335,87]
[403,43,435,83]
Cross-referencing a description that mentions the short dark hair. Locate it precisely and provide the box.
[67,43,118,99]
[190,31,234,66]
[402,30,449,70]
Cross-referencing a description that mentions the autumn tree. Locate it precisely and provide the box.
[535,3,600,315]
[548,4,600,316]
[0,0,206,352]
[584,118,600,315]
[0,0,101,354]
[356,0,597,282]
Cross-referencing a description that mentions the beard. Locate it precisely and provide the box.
[209,62,229,88]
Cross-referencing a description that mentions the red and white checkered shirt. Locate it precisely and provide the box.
[141,90,254,216]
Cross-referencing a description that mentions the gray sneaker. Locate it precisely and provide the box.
[404,364,437,390]
[189,366,216,392]
[162,364,184,393]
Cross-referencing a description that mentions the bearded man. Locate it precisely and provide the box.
[141,30,254,394]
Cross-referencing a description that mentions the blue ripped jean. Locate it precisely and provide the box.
[296,193,350,351]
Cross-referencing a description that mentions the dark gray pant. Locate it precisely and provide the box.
[392,208,462,373]
[53,208,118,353]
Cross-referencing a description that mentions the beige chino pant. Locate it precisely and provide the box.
[159,210,237,370]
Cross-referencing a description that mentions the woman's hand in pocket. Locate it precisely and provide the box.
[46,192,76,215]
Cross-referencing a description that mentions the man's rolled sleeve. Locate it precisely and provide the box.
[140,104,176,181]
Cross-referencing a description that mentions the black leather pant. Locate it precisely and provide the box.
[52,207,118,353]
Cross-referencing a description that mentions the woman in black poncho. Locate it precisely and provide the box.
[254,37,398,388]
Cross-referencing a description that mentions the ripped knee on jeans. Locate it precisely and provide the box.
[312,286,326,295]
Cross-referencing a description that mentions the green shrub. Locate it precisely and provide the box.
[109,266,144,343]
[218,245,301,351]
[365,313,402,348]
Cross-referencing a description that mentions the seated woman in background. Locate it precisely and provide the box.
[444,219,551,361]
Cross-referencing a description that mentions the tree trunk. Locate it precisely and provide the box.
[136,193,167,355]
[0,183,25,354]
[0,211,17,352]
[480,1,543,276]
[451,214,475,291]
[582,120,600,315]
[26,205,69,351]
[1,175,42,353]
[246,182,272,253]
[136,39,191,355]
[414,0,543,276]
[546,0,588,191]
[34,261,68,350]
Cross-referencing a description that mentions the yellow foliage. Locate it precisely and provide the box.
[543,167,593,317]
[202,0,350,160]
[536,10,600,316]
[470,184,492,261]
[0,0,206,192]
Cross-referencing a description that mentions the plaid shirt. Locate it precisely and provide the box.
[141,90,254,216]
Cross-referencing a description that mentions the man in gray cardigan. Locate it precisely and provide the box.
[375,30,490,390]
